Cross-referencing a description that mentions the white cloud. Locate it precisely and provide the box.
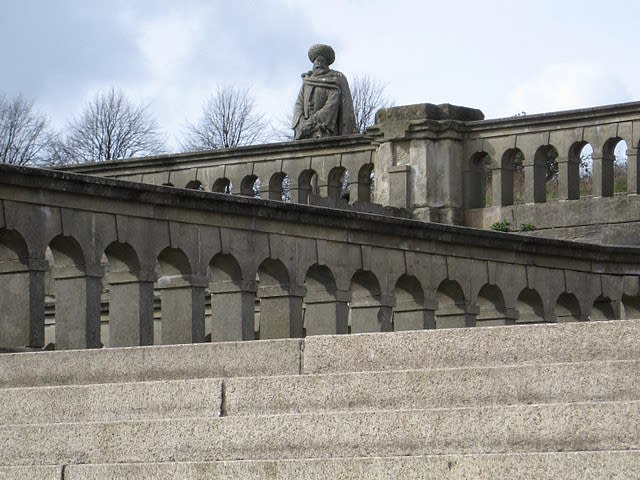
[505,64,633,117]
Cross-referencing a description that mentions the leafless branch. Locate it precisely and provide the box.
[351,75,392,133]
[0,94,49,165]
[181,86,269,151]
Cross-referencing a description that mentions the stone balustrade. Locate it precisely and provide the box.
[1,163,640,351]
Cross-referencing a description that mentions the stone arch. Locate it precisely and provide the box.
[533,145,559,203]
[328,166,350,203]
[435,279,468,329]
[269,171,290,202]
[209,253,254,342]
[185,180,203,190]
[622,293,640,320]
[240,174,261,197]
[357,163,374,203]
[212,177,232,194]
[103,242,152,348]
[516,288,546,324]
[304,264,346,335]
[350,270,389,333]
[393,274,430,331]
[155,247,205,346]
[591,295,617,321]
[569,142,592,198]
[465,152,491,208]
[555,292,581,322]
[257,258,302,339]
[475,284,509,326]
[600,137,624,197]
[0,229,36,350]
[298,169,318,204]
[501,148,524,206]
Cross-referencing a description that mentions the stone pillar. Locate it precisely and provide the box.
[210,280,256,341]
[350,294,394,333]
[157,275,206,345]
[388,165,411,208]
[491,167,505,207]
[592,152,604,197]
[0,258,46,349]
[53,265,103,350]
[107,272,154,347]
[558,155,579,200]
[304,290,349,336]
[259,285,304,339]
[523,164,535,204]
[627,147,639,194]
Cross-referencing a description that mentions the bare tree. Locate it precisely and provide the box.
[62,88,165,163]
[0,94,50,165]
[182,86,268,151]
[351,75,392,133]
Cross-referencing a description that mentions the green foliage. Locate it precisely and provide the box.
[490,220,511,232]
[490,220,536,232]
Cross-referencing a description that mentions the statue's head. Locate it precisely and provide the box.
[308,44,335,74]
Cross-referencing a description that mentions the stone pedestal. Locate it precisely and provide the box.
[304,290,349,336]
[157,275,206,345]
[53,266,103,350]
[259,286,304,339]
[210,280,256,341]
[107,277,154,347]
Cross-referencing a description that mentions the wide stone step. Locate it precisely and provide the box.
[1,401,637,466]
[303,319,640,374]
[2,360,636,425]
[2,320,637,389]
[224,359,640,416]
[0,338,302,388]
[59,451,640,479]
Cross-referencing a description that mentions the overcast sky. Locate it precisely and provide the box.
[1,0,637,150]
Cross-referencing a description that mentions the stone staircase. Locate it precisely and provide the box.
[1,320,638,479]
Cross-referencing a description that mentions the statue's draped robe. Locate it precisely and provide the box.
[293,70,357,139]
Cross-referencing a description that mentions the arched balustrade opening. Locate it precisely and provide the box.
[357,163,374,203]
[393,275,430,331]
[328,166,350,203]
[350,270,388,333]
[298,169,318,204]
[590,296,617,321]
[435,280,468,329]
[516,288,546,324]
[156,247,205,345]
[240,175,261,197]
[555,292,581,322]
[303,264,346,335]
[475,284,509,326]
[465,152,491,208]
[209,253,253,342]
[601,138,628,196]
[574,143,594,198]
[212,177,233,194]
[501,148,524,206]
[185,180,204,191]
[256,259,301,339]
[534,145,559,203]
[103,242,151,348]
[269,172,291,202]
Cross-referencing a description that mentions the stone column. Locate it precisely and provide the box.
[259,285,304,339]
[107,272,155,347]
[558,155,580,200]
[591,151,604,197]
[157,275,206,345]
[350,294,394,333]
[523,163,535,204]
[491,167,505,207]
[304,289,349,336]
[210,280,256,341]
[627,146,639,194]
[0,258,46,349]
[53,265,103,350]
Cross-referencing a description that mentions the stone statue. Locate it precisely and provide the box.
[293,44,357,140]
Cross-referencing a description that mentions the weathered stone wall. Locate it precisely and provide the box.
[2,163,640,352]
[65,101,640,245]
